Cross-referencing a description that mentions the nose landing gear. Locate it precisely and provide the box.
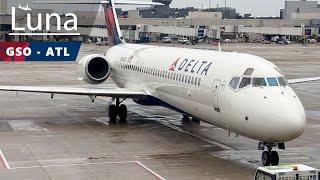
[259,142,282,166]
[108,97,127,124]
[262,150,279,166]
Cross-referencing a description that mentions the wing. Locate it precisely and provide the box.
[288,77,320,84]
[0,86,147,98]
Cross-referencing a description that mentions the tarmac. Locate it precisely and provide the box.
[0,43,319,180]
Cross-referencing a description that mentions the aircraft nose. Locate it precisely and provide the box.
[281,106,306,140]
[267,98,306,142]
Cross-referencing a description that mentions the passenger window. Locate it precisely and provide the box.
[230,77,240,89]
[244,68,254,76]
[277,77,287,86]
[267,78,278,86]
[198,78,201,86]
[252,78,267,87]
[194,77,198,85]
[239,77,251,88]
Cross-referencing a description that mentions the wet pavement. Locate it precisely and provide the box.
[0,43,319,179]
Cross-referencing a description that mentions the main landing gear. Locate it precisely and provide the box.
[108,97,127,124]
[259,142,285,166]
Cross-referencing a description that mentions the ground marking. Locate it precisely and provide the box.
[0,149,11,169]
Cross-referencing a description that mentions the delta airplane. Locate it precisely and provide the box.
[18,4,31,11]
[1,0,320,166]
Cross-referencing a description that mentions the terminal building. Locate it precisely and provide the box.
[281,0,320,20]
[0,0,7,13]
[0,0,319,43]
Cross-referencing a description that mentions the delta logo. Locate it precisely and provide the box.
[169,58,213,75]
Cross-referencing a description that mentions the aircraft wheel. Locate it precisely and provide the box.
[108,105,117,124]
[192,117,200,124]
[182,115,190,123]
[261,151,271,166]
[270,151,279,166]
[118,104,127,123]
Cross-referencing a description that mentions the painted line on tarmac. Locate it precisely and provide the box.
[134,107,235,151]
[7,160,167,180]
[136,161,167,180]
[0,149,11,169]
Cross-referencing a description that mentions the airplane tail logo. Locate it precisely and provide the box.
[103,1,124,46]
[169,57,180,71]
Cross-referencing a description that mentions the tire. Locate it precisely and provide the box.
[271,151,279,166]
[182,115,190,122]
[261,151,271,166]
[118,104,127,123]
[108,105,117,124]
[192,117,200,124]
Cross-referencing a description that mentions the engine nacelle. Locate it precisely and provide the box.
[78,54,110,84]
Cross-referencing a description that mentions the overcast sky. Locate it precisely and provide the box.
[7,0,320,17]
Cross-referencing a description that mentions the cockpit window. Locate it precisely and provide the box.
[277,77,287,86]
[239,77,252,88]
[230,77,240,89]
[267,78,279,86]
[252,78,267,87]
[244,68,254,76]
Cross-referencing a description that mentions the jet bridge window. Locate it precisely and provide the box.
[239,77,252,88]
[252,78,267,87]
[267,78,279,86]
[277,77,288,86]
[230,77,240,89]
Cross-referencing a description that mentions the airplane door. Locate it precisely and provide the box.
[212,80,221,110]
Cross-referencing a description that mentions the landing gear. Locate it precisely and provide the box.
[118,104,127,123]
[191,117,200,124]
[259,142,280,166]
[261,151,279,166]
[108,98,127,124]
[108,105,117,124]
[182,115,190,123]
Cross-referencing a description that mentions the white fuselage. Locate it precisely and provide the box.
[106,43,306,143]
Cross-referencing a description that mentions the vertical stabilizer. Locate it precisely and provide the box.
[34,0,162,46]
[103,0,125,46]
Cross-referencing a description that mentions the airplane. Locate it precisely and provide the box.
[1,0,320,166]
[17,4,32,11]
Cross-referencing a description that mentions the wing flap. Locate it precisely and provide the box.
[288,77,320,84]
[0,86,147,98]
